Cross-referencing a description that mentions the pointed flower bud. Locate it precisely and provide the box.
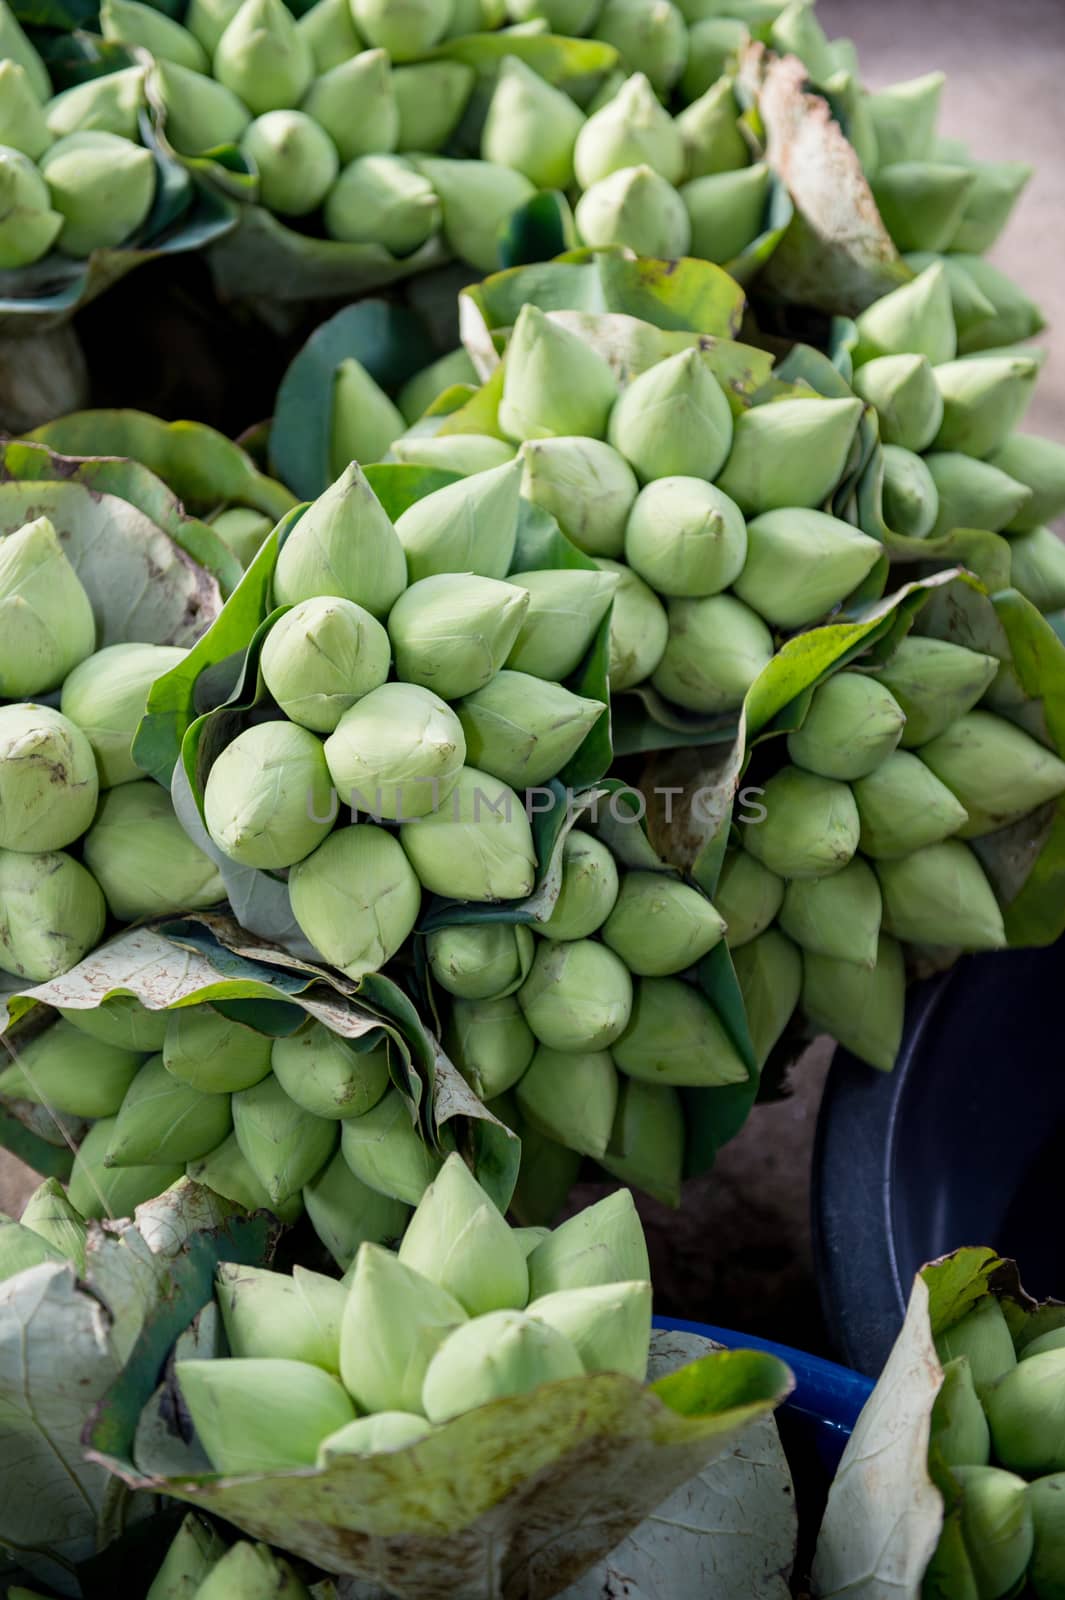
[399,1151,529,1313]
[457,672,605,789]
[195,1542,310,1599]
[520,438,637,560]
[164,1004,273,1093]
[210,506,273,569]
[573,72,684,189]
[216,1260,346,1371]
[735,509,881,629]
[529,1281,651,1380]
[682,162,769,265]
[400,766,536,902]
[802,933,904,1072]
[932,354,1039,458]
[505,567,618,681]
[985,1346,1065,1477]
[516,1046,618,1158]
[289,824,421,978]
[340,1088,442,1205]
[0,61,51,158]
[100,0,208,71]
[412,155,534,273]
[106,1054,231,1167]
[351,0,450,58]
[744,767,860,879]
[538,829,619,942]
[787,671,905,781]
[920,709,1065,838]
[499,305,618,444]
[393,61,474,153]
[318,1411,431,1461]
[598,1076,684,1206]
[20,1179,88,1274]
[428,921,533,1001]
[518,938,633,1051]
[233,1071,339,1203]
[0,847,104,981]
[0,704,98,852]
[304,49,398,165]
[852,353,944,454]
[0,0,50,101]
[676,77,749,181]
[59,996,167,1052]
[187,1131,304,1222]
[0,1221,65,1280]
[780,856,881,968]
[45,66,144,143]
[602,871,725,975]
[214,0,313,115]
[731,926,802,1069]
[875,637,999,748]
[871,162,976,255]
[242,110,338,216]
[853,264,957,367]
[880,444,939,539]
[575,163,691,259]
[930,1357,990,1473]
[303,1148,408,1267]
[151,60,249,155]
[595,558,668,691]
[1009,525,1065,615]
[272,1021,390,1120]
[0,147,61,267]
[422,1307,583,1421]
[341,1240,466,1410]
[395,458,521,584]
[324,152,440,253]
[866,71,944,166]
[185,0,244,55]
[274,463,407,618]
[987,433,1065,533]
[145,1514,227,1599]
[613,975,747,1086]
[40,130,155,257]
[446,994,535,1098]
[718,397,863,515]
[389,433,515,475]
[652,593,773,712]
[593,0,687,95]
[625,476,746,598]
[203,720,334,869]
[527,1188,649,1296]
[481,55,584,190]
[715,848,783,948]
[0,1018,142,1118]
[923,1466,1033,1599]
[68,1116,183,1219]
[1028,1473,1065,1597]
[324,681,464,822]
[681,16,747,100]
[609,348,732,485]
[951,160,1031,255]
[0,517,95,697]
[877,840,1006,950]
[389,574,529,702]
[923,450,1031,540]
[177,1356,355,1473]
[852,750,968,858]
[260,597,389,736]
[63,643,188,793]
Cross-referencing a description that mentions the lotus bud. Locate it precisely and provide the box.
[608,349,733,486]
[519,938,632,1051]
[731,927,801,1068]
[983,1347,1065,1477]
[878,840,1006,950]
[318,1412,431,1462]
[274,464,407,618]
[930,1358,991,1474]
[599,1075,682,1203]
[241,110,338,216]
[718,397,864,516]
[457,673,605,790]
[323,681,464,824]
[945,253,1046,354]
[324,152,441,253]
[595,558,669,691]
[341,1239,466,1410]
[602,871,725,975]
[769,0,834,81]
[681,17,748,101]
[163,1004,273,1093]
[480,54,584,190]
[290,824,422,979]
[58,995,167,1052]
[144,1513,226,1600]
[715,848,783,948]
[351,0,450,57]
[259,597,390,738]
[879,445,939,540]
[499,305,618,445]
[0,62,51,158]
[100,0,208,71]
[187,1131,303,1220]
[177,1355,354,1473]
[193,1542,310,1600]
[530,1281,651,1381]
[60,642,186,789]
[43,129,156,259]
[202,720,334,870]
[787,672,906,782]
[0,1222,65,1281]
[1009,525,1065,615]
[387,575,524,704]
[538,829,619,941]
[400,766,536,902]
[779,857,881,969]
[651,593,772,713]
[215,1260,346,1371]
[0,518,95,697]
[932,353,1040,460]
[1029,1474,1065,1600]
[853,264,957,367]
[0,0,50,101]
[1020,1328,1065,1362]
[852,751,969,859]
[528,1186,649,1298]
[612,975,747,1086]
[920,710,1065,838]
[68,1117,183,1219]
[272,1022,390,1122]
[0,1020,143,1118]
[389,434,515,475]
[515,1046,618,1158]
[871,162,976,255]
[392,61,474,153]
[303,1147,409,1266]
[232,1072,338,1204]
[682,161,769,265]
[864,71,944,167]
[398,1151,529,1313]
[19,1179,87,1274]
[872,639,997,750]
[505,567,618,681]
[743,766,860,880]
[923,1466,1033,1600]
[0,148,60,266]
[150,61,249,156]
[412,156,534,273]
[214,0,313,114]
[0,704,98,852]
[923,451,1031,542]
[185,0,244,55]
[422,1307,582,1421]
[399,349,476,426]
[736,509,881,629]
[209,506,273,569]
[987,433,1065,533]
[801,933,903,1072]
[519,438,637,561]
[106,1054,231,1167]
[676,77,749,180]
[950,160,1032,255]
[304,49,398,165]
[505,0,598,26]
[427,921,534,1001]
[573,73,684,189]
[593,0,687,94]
[0,848,105,981]
[625,475,746,599]
[341,1088,444,1205]
[44,66,145,144]
[851,354,944,454]
[394,458,522,584]
[575,163,691,259]
[445,994,535,1099]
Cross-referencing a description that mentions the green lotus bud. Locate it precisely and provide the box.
[519,438,637,562]
[457,672,605,790]
[718,397,864,516]
[651,592,771,712]
[214,0,314,114]
[516,1045,618,1158]
[259,598,390,737]
[625,475,746,598]
[923,450,1031,541]
[44,66,145,144]
[0,62,51,158]
[853,264,957,368]
[233,1072,337,1203]
[715,848,783,948]
[682,161,769,265]
[609,348,733,486]
[600,1075,682,1203]
[743,766,860,879]
[0,0,50,101]
[602,871,725,975]
[538,829,619,941]
[0,147,61,266]
[950,160,1032,255]
[185,0,243,55]
[216,1260,345,1371]
[0,847,105,982]
[930,1358,991,1474]
[920,710,1065,838]
[398,349,478,426]
[851,354,944,454]
[499,305,618,445]
[0,1020,143,1118]
[60,642,186,788]
[341,1239,466,1410]
[0,1221,65,1281]
[731,926,801,1068]
[203,720,334,870]
[0,518,95,697]
[271,1021,390,1120]
[150,61,250,156]
[340,1087,442,1205]
[187,1130,304,1221]
[107,1053,231,1167]
[422,1307,582,1421]
[505,567,618,681]
[209,506,273,569]
[19,1178,87,1274]
[428,921,533,1002]
[593,0,687,94]
[612,974,747,1087]
[986,434,1065,533]
[901,250,996,345]
[400,766,536,902]
[871,162,976,255]
[413,155,534,273]
[324,151,440,253]
[58,996,167,1052]
[41,129,154,259]
[1020,1329,1065,1363]
[100,0,208,71]
[192,1542,310,1600]
[164,1005,273,1093]
[527,1188,649,1297]
[318,1411,431,1461]
[519,938,633,1051]
[274,463,407,618]
[388,574,526,704]
[851,750,968,858]
[304,49,398,165]
[0,703,97,853]
[1009,525,1065,615]
[144,1513,226,1600]
[676,76,749,181]
[873,639,998,750]
[575,163,692,259]
[289,824,421,977]
[324,681,464,823]
[787,672,906,782]
[242,110,338,216]
[177,1355,354,1473]
[681,17,747,101]
[68,1117,184,1220]
[985,1348,1065,1477]
[802,933,904,1072]
[878,840,1006,950]
[303,1147,408,1266]
[779,856,881,968]
[398,1151,529,1313]
[351,0,450,57]
[393,61,474,153]
[1029,1474,1065,1600]
[394,458,521,584]
[769,0,834,80]
[865,71,944,167]
[529,1280,651,1381]
[925,1465,1034,1600]
[573,72,684,189]
[505,0,598,28]
[480,54,584,190]
[734,508,881,629]
[389,434,515,475]
[445,994,535,1098]
[594,558,668,691]
[944,253,1046,354]
[879,444,939,540]
[932,354,1040,459]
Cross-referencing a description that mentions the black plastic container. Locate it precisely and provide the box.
[813,938,1065,1377]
